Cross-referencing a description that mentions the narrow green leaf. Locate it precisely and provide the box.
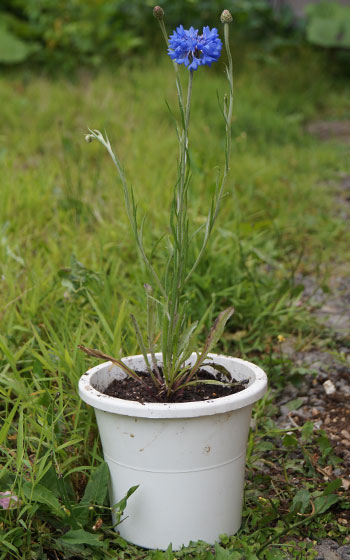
[112,299,126,355]
[174,320,198,371]
[16,408,24,471]
[206,362,235,380]
[0,335,17,372]
[1,539,20,554]
[86,292,113,341]
[112,485,139,526]
[188,307,234,380]
[130,313,152,376]
[176,378,244,392]
[0,402,19,446]
[145,283,162,381]
[201,307,235,356]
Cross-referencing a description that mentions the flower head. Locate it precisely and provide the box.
[153,6,164,20]
[220,10,233,24]
[168,26,222,71]
[0,491,19,509]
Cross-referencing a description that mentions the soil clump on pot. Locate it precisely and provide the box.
[103,368,248,403]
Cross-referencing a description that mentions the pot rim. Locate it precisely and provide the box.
[78,353,267,418]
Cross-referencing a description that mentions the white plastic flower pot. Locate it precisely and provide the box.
[78,352,267,550]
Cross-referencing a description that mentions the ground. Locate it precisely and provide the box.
[258,157,350,559]
[0,50,349,558]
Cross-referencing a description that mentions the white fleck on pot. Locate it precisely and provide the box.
[78,352,267,550]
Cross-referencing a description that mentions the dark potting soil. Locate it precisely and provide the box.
[102,368,248,404]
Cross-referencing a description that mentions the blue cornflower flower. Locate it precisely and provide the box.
[168,25,222,71]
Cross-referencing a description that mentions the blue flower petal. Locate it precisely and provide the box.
[168,24,222,71]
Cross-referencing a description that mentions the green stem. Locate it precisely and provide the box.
[158,18,185,126]
[165,70,193,385]
[89,130,167,302]
[224,22,233,172]
[184,22,234,283]
[179,69,193,209]
[256,509,320,556]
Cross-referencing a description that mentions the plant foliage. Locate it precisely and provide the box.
[80,10,236,398]
[0,0,294,69]
[305,1,350,49]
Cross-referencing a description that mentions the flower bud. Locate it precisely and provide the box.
[85,134,94,143]
[220,10,233,24]
[153,6,164,20]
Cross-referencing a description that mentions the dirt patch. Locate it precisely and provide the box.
[306,121,350,142]
[271,174,350,557]
[315,276,350,336]
[103,367,248,403]
[277,254,350,490]
[316,403,350,470]
[276,351,350,477]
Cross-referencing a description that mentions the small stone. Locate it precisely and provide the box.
[341,429,350,440]
[323,379,336,395]
[341,439,350,446]
[324,415,331,425]
[341,478,350,490]
[315,539,342,560]
[312,407,319,416]
[338,545,350,558]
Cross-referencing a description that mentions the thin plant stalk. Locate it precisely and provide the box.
[185,19,234,283]
[157,16,185,128]
[163,69,193,384]
[82,11,235,397]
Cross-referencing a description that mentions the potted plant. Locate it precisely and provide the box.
[78,7,267,550]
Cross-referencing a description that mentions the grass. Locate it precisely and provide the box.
[0,45,349,558]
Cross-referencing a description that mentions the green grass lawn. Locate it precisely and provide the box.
[0,46,349,558]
